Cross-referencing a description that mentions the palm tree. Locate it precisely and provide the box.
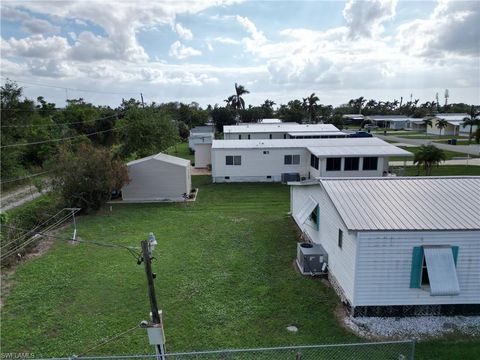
[462,105,480,143]
[423,117,433,135]
[414,145,446,176]
[303,93,319,123]
[436,118,449,137]
[228,83,249,110]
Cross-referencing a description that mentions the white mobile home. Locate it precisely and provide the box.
[211,138,412,183]
[426,113,473,136]
[368,115,411,130]
[290,177,480,316]
[188,125,215,152]
[122,153,191,202]
[194,143,212,168]
[223,123,344,140]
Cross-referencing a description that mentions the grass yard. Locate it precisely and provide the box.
[389,146,478,162]
[1,176,479,359]
[402,165,480,176]
[165,142,194,163]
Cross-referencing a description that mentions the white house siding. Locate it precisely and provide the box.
[427,120,459,136]
[123,159,191,201]
[212,148,309,182]
[194,143,212,168]
[188,133,214,151]
[224,132,288,140]
[291,185,357,304]
[354,231,480,307]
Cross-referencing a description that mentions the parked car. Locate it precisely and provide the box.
[348,131,373,138]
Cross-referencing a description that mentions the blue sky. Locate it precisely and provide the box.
[1,0,478,108]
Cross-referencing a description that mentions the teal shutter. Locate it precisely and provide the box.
[316,205,320,231]
[410,247,423,288]
[452,246,459,266]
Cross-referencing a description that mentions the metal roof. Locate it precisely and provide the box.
[223,123,339,134]
[342,114,364,120]
[212,138,412,158]
[316,177,480,231]
[368,115,411,122]
[434,113,469,121]
[190,125,215,133]
[258,118,282,123]
[127,152,190,167]
[287,131,347,137]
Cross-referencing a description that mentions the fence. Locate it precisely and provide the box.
[31,340,415,360]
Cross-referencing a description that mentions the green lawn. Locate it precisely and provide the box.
[403,165,480,176]
[389,147,478,162]
[165,142,194,163]
[1,176,478,358]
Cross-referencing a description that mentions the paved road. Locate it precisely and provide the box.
[374,134,480,156]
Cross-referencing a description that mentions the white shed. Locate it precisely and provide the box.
[122,153,191,202]
[290,177,480,316]
[194,143,212,168]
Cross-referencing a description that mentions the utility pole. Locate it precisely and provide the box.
[140,93,145,108]
[140,236,166,359]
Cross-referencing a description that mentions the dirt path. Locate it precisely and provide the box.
[1,184,51,212]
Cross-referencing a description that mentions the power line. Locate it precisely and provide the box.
[0,170,54,184]
[0,126,124,148]
[1,77,141,96]
[1,113,122,128]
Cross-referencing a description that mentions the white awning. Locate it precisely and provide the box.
[424,247,460,296]
[296,196,317,225]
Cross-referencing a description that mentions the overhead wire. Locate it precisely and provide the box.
[0,170,55,184]
[0,125,125,148]
[1,113,123,128]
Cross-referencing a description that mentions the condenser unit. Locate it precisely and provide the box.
[296,242,328,275]
[281,173,300,184]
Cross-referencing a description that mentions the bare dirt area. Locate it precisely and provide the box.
[1,184,51,212]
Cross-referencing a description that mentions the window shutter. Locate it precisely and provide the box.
[410,247,423,288]
[452,246,459,266]
[316,205,320,231]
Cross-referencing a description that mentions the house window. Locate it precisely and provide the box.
[283,134,287,139]
[226,155,241,166]
[338,229,343,248]
[326,158,341,171]
[263,151,269,155]
[310,154,319,170]
[310,205,319,231]
[363,157,378,170]
[269,134,272,139]
[284,154,300,165]
[238,134,242,140]
[344,157,359,171]
[421,256,429,286]
[248,134,251,139]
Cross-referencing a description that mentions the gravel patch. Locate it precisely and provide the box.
[344,315,480,339]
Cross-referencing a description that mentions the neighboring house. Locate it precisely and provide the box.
[258,118,282,124]
[223,123,345,140]
[342,114,364,125]
[122,153,191,202]
[211,137,412,183]
[368,115,411,130]
[426,113,473,136]
[188,125,215,152]
[290,177,480,317]
[405,118,426,131]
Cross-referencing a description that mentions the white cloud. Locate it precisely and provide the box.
[169,41,202,59]
[22,18,60,34]
[1,35,69,59]
[343,0,398,39]
[175,23,193,40]
[236,15,267,51]
[70,31,118,61]
[214,36,241,45]
[397,0,480,57]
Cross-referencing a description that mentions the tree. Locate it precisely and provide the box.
[52,143,129,212]
[462,105,480,143]
[302,93,319,123]
[117,107,178,158]
[436,118,449,137]
[211,107,236,133]
[277,100,305,123]
[413,145,446,176]
[261,99,276,118]
[227,83,249,110]
[423,117,433,134]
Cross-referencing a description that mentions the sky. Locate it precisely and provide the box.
[1,0,479,108]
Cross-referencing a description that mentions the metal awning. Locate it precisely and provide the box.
[296,196,317,225]
[424,247,460,296]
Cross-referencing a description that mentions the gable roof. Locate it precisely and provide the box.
[317,177,480,231]
[127,152,190,167]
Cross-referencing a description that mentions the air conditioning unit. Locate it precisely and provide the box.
[281,172,300,184]
[296,242,328,275]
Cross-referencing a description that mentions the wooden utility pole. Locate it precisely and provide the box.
[140,93,145,108]
[141,239,165,359]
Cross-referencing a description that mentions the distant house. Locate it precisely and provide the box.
[290,177,480,316]
[426,113,473,136]
[223,123,345,140]
[122,153,191,202]
[188,125,215,153]
[368,115,411,130]
[342,114,364,125]
[258,118,282,124]
[405,118,426,131]
[211,137,412,183]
